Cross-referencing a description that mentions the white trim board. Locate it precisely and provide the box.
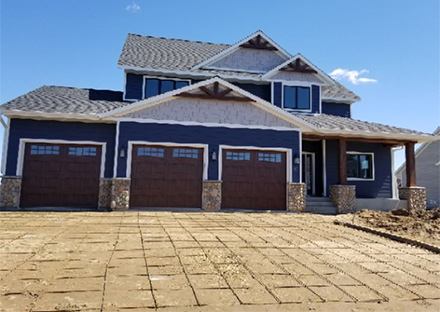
[1,116,10,175]
[346,151,375,182]
[16,139,107,178]
[218,144,293,183]
[322,139,327,197]
[126,141,209,180]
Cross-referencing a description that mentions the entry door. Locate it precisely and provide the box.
[302,152,315,196]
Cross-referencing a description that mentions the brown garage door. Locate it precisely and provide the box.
[130,145,203,208]
[222,149,286,210]
[20,143,101,208]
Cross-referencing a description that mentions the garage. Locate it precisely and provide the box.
[130,145,204,208]
[20,143,102,208]
[221,149,287,210]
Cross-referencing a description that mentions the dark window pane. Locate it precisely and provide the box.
[347,154,359,178]
[176,81,189,89]
[226,151,250,161]
[145,79,160,98]
[297,87,310,109]
[283,86,296,109]
[160,80,174,94]
[347,154,373,179]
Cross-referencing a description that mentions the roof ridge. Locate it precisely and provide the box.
[40,85,122,93]
[127,33,230,47]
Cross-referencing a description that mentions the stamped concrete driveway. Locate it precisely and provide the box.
[0,211,439,312]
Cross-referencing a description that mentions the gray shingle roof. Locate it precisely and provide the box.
[293,113,433,137]
[0,86,127,116]
[118,33,359,101]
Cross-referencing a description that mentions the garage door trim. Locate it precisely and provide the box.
[16,139,107,178]
[126,141,209,179]
[218,144,293,182]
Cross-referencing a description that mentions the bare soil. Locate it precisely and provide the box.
[340,208,440,247]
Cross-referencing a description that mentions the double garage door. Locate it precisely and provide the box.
[130,145,287,210]
[21,143,101,208]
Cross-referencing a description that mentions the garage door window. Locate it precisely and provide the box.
[258,152,282,163]
[30,145,60,155]
[173,148,198,159]
[226,151,250,161]
[137,147,164,157]
[69,147,97,156]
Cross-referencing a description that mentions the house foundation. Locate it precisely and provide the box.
[330,185,356,214]
[202,180,222,211]
[0,176,22,209]
[287,182,306,212]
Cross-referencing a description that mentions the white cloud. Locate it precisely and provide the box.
[329,68,378,85]
[126,2,140,13]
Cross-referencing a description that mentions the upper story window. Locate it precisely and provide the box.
[144,77,190,99]
[347,152,374,180]
[283,86,310,110]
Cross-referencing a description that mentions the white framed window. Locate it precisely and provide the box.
[278,81,313,112]
[347,152,375,181]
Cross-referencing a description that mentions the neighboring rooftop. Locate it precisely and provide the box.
[0,86,127,117]
[118,33,360,102]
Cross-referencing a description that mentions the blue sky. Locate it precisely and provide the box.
[1,0,439,168]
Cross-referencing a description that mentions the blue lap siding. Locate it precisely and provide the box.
[6,119,116,178]
[322,102,351,118]
[117,122,301,181]
[326,140,392,198]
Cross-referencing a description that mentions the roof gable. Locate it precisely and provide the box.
[191,31,291,70]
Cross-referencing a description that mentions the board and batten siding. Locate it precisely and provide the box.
[125,73,144,100]
[116,122,301,182]
[5,119,116,178]
[322,102,351,118]
[326,140,393,198]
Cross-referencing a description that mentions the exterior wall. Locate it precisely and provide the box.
[322,102,351,118]
[208,48,285,72]
[273,82,282,107]
[398,140,440,208]
[302,140,323,196]
[123,98,297,129]
[125,72,143,100]
[270,71,322,84]
[326,140,393,198]
[5,119,116,178]
[233,82,271,102]
[311,85,320,114]
[116,122,301,182]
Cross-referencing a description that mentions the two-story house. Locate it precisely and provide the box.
[0,31,437,212]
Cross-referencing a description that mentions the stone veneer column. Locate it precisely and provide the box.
[398,187,426,213]
[110,178,131,210]
[0,176,22,209]
[329,185,356,214]
[98,179,113,209]
[287,183,306,212]
[202,180,222,211]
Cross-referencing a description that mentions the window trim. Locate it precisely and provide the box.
[346,151,375,181]
[142,76,191,100]
[280,81,313,112]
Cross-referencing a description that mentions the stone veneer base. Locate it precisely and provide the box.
[287,183,306,212]
[398,187,426,213]
[202,181,222,211]
[330,185,356,214]
[0,176,22,209]
[110,178,131,210]
[98,179,113,209]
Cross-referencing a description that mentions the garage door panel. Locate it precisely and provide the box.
[20,143,101,208]
[222,149,286,210]
[130,145,203,208]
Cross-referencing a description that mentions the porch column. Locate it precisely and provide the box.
[399,141,426,213]
[405,142,416,187]
[338,139,347,185]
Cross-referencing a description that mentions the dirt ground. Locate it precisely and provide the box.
[0,211,439,312]
[338,208,440,247]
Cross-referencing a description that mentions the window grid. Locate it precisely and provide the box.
[68,147,97,156]
[226,151,250,161]
[258,153,282,163]
[137,147,164,158]
[30,145,60,155]
[173,148,198,159]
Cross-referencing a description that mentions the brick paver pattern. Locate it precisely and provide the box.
[0,211,439,311]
